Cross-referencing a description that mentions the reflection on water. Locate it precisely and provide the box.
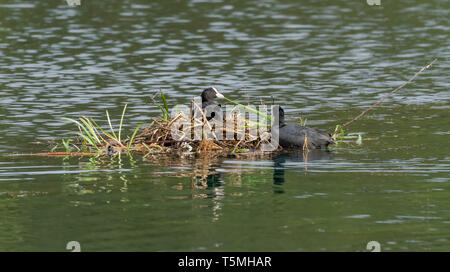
[0,0,449,251]
[273,151,333,188]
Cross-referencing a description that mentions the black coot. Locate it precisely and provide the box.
[277,106,334,149]
[201,87,224,108]
[198,87,224,120]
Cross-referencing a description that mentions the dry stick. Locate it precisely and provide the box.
[137,120,155,138]
[339,59,437,131]
[11,152,98,157]
[303,134,309,152]
[232,139,243,153]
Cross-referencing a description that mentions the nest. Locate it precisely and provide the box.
[39,100,284,159]
[129,102,281,158]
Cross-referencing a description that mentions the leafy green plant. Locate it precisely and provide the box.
[50,144,59,152]
[356,134,362,145]
[161,90,169,118]
[62,104,143,153]
[332,124,364,145]
[298,117,307,127]
[118,104,127,143]
[97,104,129,147]
[332,124,345,141]
[127,122,145,149]
[61,116,102,151]
[62,138,72,152]
[152,90,170,120]
[230,147,249,153]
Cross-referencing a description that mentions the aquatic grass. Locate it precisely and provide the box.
[332,124,345,141]
[118,104,127,144]
[150,90,170,120]
[90,118,113,140]
[62,138,72,152]
[61,138,81,152]
[331,124,364,145]
[100,104,130,147]
[61,117,98,145]
[160,90,169,120]
[79,117,102,145]
[61,104,144,154]
[142,143,153,152]
[356,134,362,145]
[127,122,145,149]
[90,118,123,147]
[50,144,59,152]
[106,110,119,141]
[298,117,307,127]
[222,96,272,122]
[61,117,102,151]
[158,105,168,120]
[76,133,100,150]
[230,147,249,153]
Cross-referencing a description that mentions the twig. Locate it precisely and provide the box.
[10,152,99,157]
[340,59,437,129]
[232,139,243,153]
[303,134,309,151]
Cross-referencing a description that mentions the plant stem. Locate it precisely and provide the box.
[341,59,437,129]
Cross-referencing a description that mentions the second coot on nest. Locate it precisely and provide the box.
[276,106,335,149]
[196,89,334,149]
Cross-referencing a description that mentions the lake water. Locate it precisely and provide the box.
[0,0,449,251]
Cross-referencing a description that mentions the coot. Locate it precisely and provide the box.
[198,87,224,120]
[277,106,335,149]
[201,87,224,108]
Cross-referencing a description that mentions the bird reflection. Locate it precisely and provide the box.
[272,151,333,193]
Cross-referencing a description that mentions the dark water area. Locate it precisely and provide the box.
[0,0,449,251]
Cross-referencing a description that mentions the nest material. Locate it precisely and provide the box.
[131,103,280,157]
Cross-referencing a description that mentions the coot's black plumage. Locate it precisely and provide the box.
[277,107,334,149]
[199,87,224,120]
[201,87,224,108]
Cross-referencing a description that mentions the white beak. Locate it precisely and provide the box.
[212,87,224,98]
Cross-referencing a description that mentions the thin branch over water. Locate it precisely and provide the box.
[341,58,438,129]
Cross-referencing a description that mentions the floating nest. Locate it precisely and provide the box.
[130,104,281,158]
[37,101,282,159]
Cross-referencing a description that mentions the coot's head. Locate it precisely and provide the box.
[278,106,285,125]
[201,87,224,103]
